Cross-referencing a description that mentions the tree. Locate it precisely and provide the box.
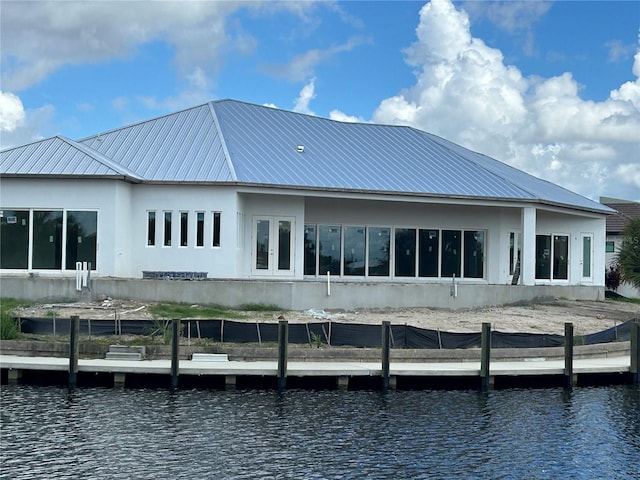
[616,217,640,289]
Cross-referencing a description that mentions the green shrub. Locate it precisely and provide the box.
[0,298,29,340]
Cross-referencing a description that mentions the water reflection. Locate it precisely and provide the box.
[1,386,638,479]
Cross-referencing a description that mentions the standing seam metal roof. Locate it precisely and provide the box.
[0,99,612,214]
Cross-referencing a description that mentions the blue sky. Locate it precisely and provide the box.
[1,0,639,201]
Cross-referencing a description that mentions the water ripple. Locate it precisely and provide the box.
[1,386,638,479]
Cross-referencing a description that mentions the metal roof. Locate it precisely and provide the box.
[80,104,233,182]
[0,99,612,213]
[0,136,141,180]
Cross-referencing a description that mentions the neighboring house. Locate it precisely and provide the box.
[601,197,640,299]
[0,99,613,309]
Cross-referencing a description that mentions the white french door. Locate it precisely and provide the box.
[252,216,295,276]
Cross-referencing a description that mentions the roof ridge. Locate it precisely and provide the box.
[208,102,237,181]
[59,135,144,181]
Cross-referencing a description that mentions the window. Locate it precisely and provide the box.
[318,225,341,275]
[582,235,592,278]
[553,235,568,280]
[395,228,416,277]
[418,229,439,277]
[32,211,63,269]
[278,220,292,270]
[509,232,522,275]
[65,211,97,270]
[212,212,221,247]
[536,234,568,280]
[304,225,317,275]
[147,211,156,246]
[180,211,188,247]
[196,212,205,247]
[368,227,390,276]
[463,231,484,278]
[163,211,172,246]
[605,241,615,253]
[441,230,461,278]
[344,226,366,276]
[0,210,29,269]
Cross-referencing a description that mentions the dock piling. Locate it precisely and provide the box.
[277,320,288,392]
[170,319,180,391]
[631,321,639,386]
[69,315,79,390]
[381,321,391,391]
[564,323,575,388]
[480,322,492,391]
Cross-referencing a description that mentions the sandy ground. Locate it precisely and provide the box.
[15,297,640,336]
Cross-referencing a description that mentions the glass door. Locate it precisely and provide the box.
[252,216,295,275]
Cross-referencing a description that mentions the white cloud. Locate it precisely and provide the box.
[260,36,371,82]
[0,1,318,92]
[0,93,55,149]
[0,92,26,132]
[374,0,640,201]
[293,78,317,115]
[329,110,365,123]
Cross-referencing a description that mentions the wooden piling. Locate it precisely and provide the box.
[277,320,288,391]
[564,323,575,388]
[381,321,391,391]
[69,315,79,390]
[170,319,180,391]
[631,321,639,386]
[480,322,492,391]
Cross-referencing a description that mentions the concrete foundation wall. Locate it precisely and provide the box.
[1,276,605,310]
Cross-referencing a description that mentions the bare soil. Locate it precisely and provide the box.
[16,297,640,336]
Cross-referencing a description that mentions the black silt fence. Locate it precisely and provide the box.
[17,317,636,349]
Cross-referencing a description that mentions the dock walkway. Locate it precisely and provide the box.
[0,354,631,389]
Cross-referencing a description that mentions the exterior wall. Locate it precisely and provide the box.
[0,178,125,277]
[129,184,238,278]
[536,209,606,286]
[1,179,607,292]
[0,276,605,310]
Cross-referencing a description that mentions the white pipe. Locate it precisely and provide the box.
[327,271,331,296]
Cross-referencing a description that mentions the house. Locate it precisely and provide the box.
[0,99,613,309]
[601,197,640,299]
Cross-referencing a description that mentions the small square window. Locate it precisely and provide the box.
[605,241,615,253]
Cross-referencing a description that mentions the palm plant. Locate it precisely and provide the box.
[616,217,640,289]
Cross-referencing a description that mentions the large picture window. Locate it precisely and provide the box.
[418,229,439,277]
[0,210,29,269]
[318,225,341,275]
[32,211,63,269]
[463,231,484,278]
[368,227,390,276]
[65,211,97,270]
[302,224,485,280]
[344,226,366,276]
[395,228,416,277]
[441,230,461,278]
[304,225,317,275]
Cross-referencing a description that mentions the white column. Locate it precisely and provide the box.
[521,207,536,285]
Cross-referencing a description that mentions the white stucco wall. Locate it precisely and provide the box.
[1,179,607,288]
[0,178,124,277]
[129,184,239,278]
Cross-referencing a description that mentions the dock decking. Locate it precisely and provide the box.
[0,354,632,390]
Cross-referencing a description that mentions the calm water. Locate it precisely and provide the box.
[1,385,638,479]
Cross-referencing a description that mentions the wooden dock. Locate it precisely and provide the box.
[0,354,632,390]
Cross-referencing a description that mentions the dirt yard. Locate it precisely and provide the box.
[15,297,640,336]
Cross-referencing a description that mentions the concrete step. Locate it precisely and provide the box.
[105,352,143,361]
[191,353,229,362]
[109,345,146,356]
